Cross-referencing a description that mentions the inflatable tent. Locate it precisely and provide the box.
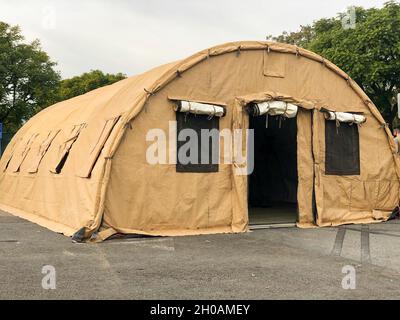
[0,41,399,242]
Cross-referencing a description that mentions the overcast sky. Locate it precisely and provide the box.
[0,0,388,78]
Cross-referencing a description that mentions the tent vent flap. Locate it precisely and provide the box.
[50,124,86,174]
[7,133,39,173]
[77,116,121,179]
[28,130,60,174]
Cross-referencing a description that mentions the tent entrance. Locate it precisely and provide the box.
[248,114,298,226]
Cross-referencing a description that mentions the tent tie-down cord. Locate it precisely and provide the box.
[278,115,287,129]
[278,102,290,129]
[334,113,341,133]
[183,101,193,122]
[264,101,289,129]
[207,106,217,120]
[262,101,271,128]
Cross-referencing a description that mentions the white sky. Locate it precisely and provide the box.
[0,0,388,78]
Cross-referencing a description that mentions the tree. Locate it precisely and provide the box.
[269,1,400,129]
[0,22,127,134]
[56,70,126,102]
[0,22,61,133]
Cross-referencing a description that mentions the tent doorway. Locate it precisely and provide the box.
[248,113,299,226]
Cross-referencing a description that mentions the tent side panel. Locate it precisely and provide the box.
[297,109,315,227]
[103,91,236,236]
[314,109,399,226]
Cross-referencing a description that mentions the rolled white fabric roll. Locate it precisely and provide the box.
[254,101,298,118]
[175,101,226,117]
[326,111,366,124]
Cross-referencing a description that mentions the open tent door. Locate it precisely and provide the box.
[247,101,299,226]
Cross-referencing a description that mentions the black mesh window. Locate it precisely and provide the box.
[176,112,219,173]
[325,120,360,176]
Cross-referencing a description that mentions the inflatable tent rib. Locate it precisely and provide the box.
[0,41,399,241]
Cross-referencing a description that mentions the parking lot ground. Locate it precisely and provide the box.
[0,209,399,299]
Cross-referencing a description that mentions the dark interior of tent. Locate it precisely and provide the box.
[248,113,299,225]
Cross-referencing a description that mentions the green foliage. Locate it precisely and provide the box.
[0,22,127,134]
[269,1,400,128]
[56,70,126,102]
[0,22,61,133]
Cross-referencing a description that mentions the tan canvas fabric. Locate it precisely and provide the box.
[28,130,60,174]
[77,116,120,178]
[0,41,398,241]
[49,124,86,174]
[7,133,39,173]
[263,51,287,78]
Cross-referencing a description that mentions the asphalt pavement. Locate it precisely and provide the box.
[0,209,399,300]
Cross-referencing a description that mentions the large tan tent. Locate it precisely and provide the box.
[0,41,399,242]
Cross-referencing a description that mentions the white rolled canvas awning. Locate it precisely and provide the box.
[175,101,226,117]
[248,101,298,118]
[325,111,366,124]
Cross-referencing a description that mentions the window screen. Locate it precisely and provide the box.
[176,112,220,173]
[325,120,360,176]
